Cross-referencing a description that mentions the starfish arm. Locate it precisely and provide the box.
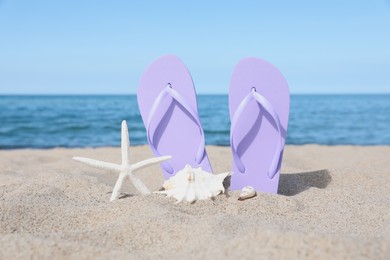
[110,173,128,201]
[73,157,122,172]
[127,172,151,195]
[131,155,172,172]
[121,120,130,165]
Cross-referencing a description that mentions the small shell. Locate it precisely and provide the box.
[155,164,231,203]
[238,186,256,201]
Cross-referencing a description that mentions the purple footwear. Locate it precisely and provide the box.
[229,57,290,193]
[137,55,213,179]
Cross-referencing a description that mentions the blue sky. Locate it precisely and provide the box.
[0,0,389,94]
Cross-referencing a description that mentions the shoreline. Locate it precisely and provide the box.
[1,143,390,150]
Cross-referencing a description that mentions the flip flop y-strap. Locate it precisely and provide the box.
[146,84,205,174]
[230,88,283,179]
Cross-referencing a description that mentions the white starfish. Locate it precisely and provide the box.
[73,120,171,201]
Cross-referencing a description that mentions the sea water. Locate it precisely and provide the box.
[0,94,389,149]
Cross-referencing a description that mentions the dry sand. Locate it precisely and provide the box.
[0,145,389,259]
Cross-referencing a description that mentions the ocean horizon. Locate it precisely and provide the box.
[1,94,389,149]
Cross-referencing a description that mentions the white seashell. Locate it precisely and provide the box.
[238,186,256,201]
[155,164,231,203]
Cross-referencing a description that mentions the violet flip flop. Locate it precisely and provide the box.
[229,57,290,193]
[137,55,213,179]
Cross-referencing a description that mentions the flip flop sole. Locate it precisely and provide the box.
[229,57,290,193]
[138,55,212,179]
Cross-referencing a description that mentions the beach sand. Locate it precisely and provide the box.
[0,145,389,259]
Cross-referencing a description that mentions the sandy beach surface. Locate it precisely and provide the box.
[0,145,389,259]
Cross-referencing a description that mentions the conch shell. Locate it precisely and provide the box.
[155,164,231,203]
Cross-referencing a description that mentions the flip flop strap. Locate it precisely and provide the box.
[146,84,205,174]
[230,88,283,179]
